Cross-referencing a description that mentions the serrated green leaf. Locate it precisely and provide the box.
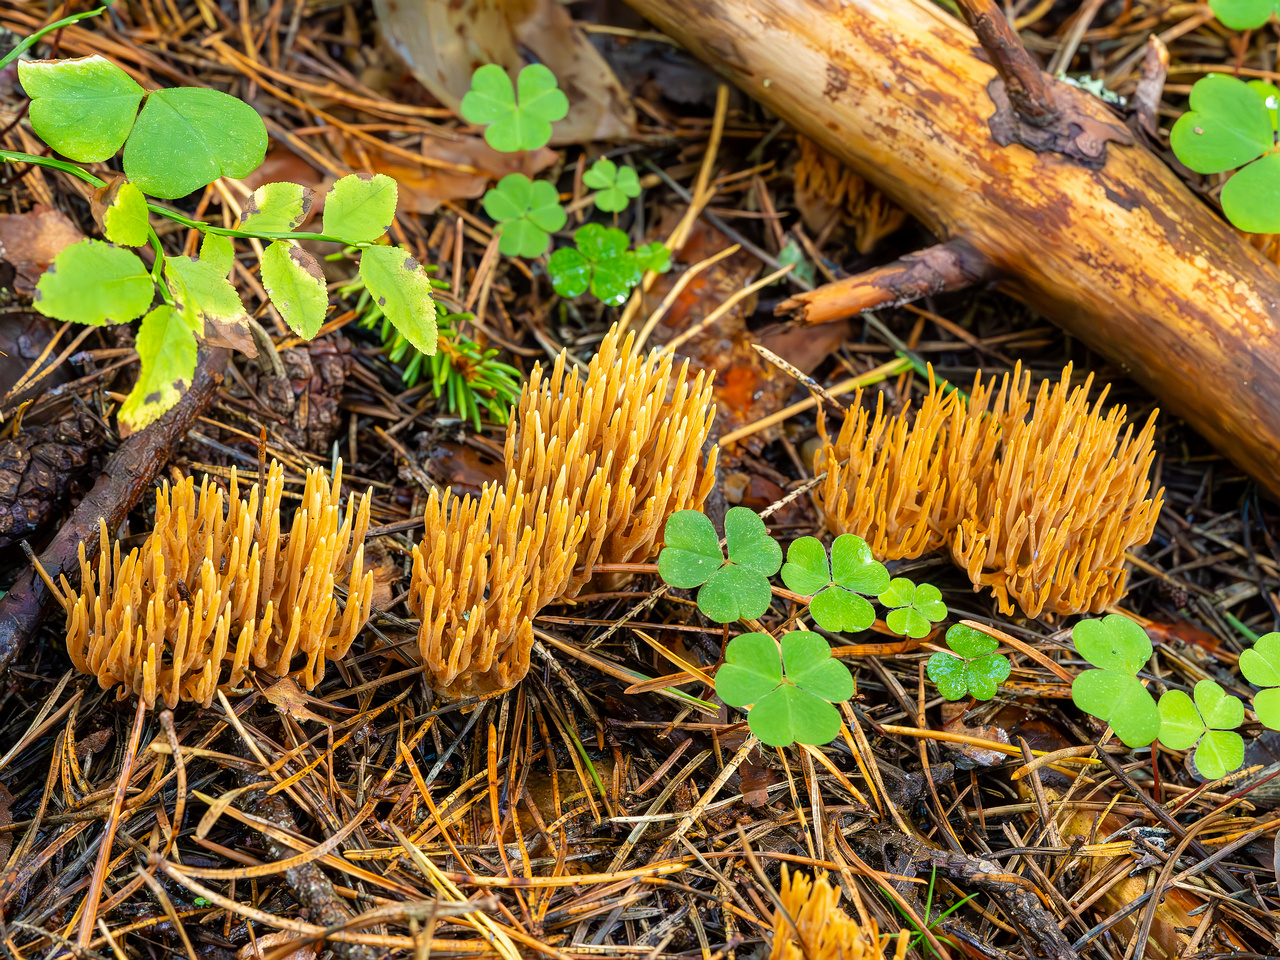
[322,174,397,242]
[261,241,327,338]
[698,563,773,623]
[1072,614,1152,675]
[103,181,150,247]
[1157,690,1205,750]
[119,305,197,431]
[715,632,782,707]
[1241,632,1280,686]
[1170,73,1273,175]
[35,239,153,325]
[242,181,314,234]
[482,174,565,258]
[19,56,144,163]
[459,63,568,153]
[165,254,246,332]
[1210,0,1278,31]
[359,245,437,356]
[1221,153,1280,233]
[200,232,235,276]
[780,536,830,597]
[945,623,998,659]
[1194,729,1245,780]
[1194,679,1244,730]
[782,631,852,702]
[830,535,890,595]
[658,510,723,588]
[724,506,782,578]
[1072,669,1160,747]
[123,87,266,199]
[547,247,591,299]
[1254,687,1280,730]
[927,654,969,701]
[967,655,1010,700]
[748,685,841,747]
[809,587,874,633]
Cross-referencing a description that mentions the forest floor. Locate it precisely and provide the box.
[2,2,1280,959]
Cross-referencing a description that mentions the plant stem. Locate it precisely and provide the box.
[0,7,107,72]
[0,150,105,187]
[148,229,174,306]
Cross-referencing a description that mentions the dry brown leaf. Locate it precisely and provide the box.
[236,931,319,960]
[373,0,635,144]
[0,207,85,295]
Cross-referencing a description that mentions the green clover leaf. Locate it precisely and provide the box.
[632,241,672,274]
[1196,678,1245,730]
[482,174,566,258]
[926,623,1010,701]
[878,579,947,639]
[780,534,889,633]
[1242,632,1280,732]
[1210,0,1279,31]
[1156,680,1244,780]
[546,224,641,305]
[459,63,568,153]
[1249,80,1280,131]
[1157,690,1205,750]
[1071,614,1159,747]
[716,631,851,747]
[1194,729,1245,781]
[656,508,780,624]
[583,158,642,213]
[1171,74,1273,175]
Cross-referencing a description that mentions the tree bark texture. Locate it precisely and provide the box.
[625,0,1280,498]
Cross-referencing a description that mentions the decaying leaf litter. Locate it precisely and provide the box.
[3,2,1280,960]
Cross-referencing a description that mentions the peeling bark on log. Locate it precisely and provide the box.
[625,0,1280,498]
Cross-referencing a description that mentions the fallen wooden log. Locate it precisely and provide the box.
[626,0,1280,498]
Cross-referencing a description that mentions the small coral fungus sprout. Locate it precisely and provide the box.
[39,461,373,709]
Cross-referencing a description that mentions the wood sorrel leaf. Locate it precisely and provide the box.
[927,653,969,701]
[715,632,782,707]
[20,56,144,162]
[782,632,852,703]
[1194,679,1244,730]
[809,587,875,633]
[879,579,946,639]
[1158,690,1205,750]
[546,247,591,299]
[748,685,841,747]
[1170,73,1273,175]
[261,241,327,339]
[35,239,153,325]
[943,623,998,659]
[1254,687,1280,730]
[830,534,890,595]
[1193,729,1245,781]
[1072,614,1151,675]
[1221,153,1280,233]
[460,63,568,153]
[1071,669,1159,747]
[780,536,829,596]
[583,158,642,213]
[103,181,150,247]
[323,173,397,242]
[1209,0,1278,31]
[359,245,437,355]
[1240,632,1280,687]
[724,507,782,578]
[966,655,1010,700]
[698,563,772,623]
[119,305,197,432]
[123,87,267,199]
[241,181,315,234]
[658,510,723,588]
[482,174,565,258]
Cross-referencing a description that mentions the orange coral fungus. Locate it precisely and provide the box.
[793,136,907,255]
[770,868,906,960]
[813,371,970,560]
[52,461,373,709]
[952,364,1164,618]
[409,324,718,697]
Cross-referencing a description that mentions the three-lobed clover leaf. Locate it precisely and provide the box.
[546,224,652,305]
[482,174,566,258]
[1210,0,1279,31]
[657,508,782,623]
[878,578,947,639]
[460,63,568,153]
[1070,614,1160,747]
[1158,680,1245,780]
[632,241,672,274]
[583,158,641,213]
[780,534,889,633]
[926,624,1011,701]
[1170,73,1280,233]
[716,631,853,747]
[1240,632,1280,730]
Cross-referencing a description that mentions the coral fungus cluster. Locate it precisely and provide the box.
[48,461,373,709]
[815,364,1162,617]
[769,868,906,960]
[408,324,718,698]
